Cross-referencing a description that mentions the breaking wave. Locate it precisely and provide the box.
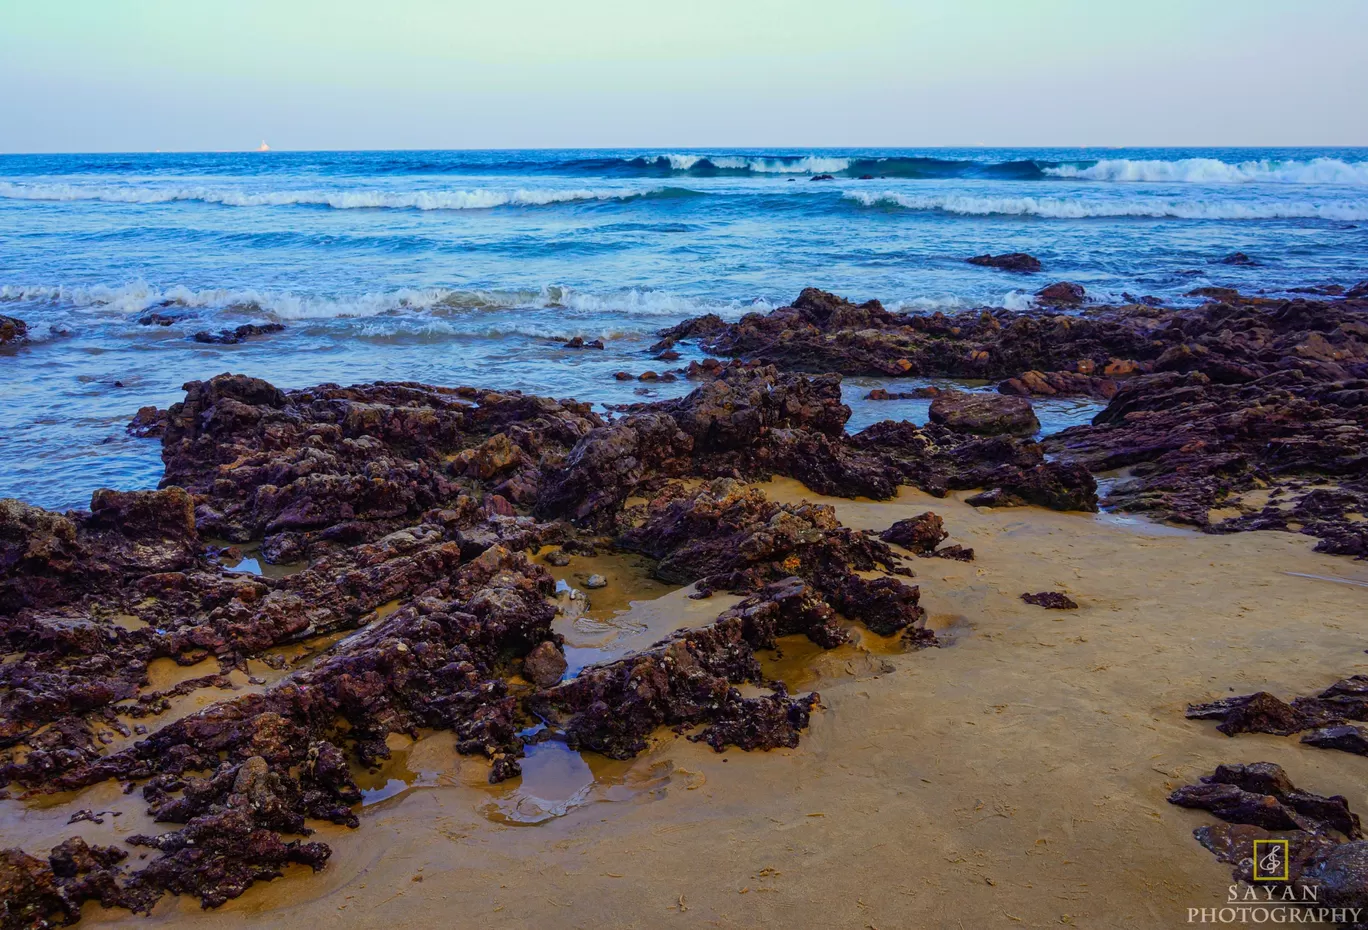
[0,182,692,211]
[1043,156,1368,185]
[844,191,1368,221]
[0,281,772,326]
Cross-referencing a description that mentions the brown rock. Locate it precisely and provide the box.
[523,641,568,688]
[928,391,1040,437]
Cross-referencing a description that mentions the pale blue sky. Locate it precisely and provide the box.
[1,0,1365,152]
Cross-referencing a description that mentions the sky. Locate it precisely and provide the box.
[1,0,1366,152]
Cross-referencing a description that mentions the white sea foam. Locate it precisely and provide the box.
[0,182,664,210]
[1043,157,1368,185]
[649,154,853,174]
[845,190,1368,221]
[0,281,772,325]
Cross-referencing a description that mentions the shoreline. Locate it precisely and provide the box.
[2,282,1367,927]
[58,482,1368,927]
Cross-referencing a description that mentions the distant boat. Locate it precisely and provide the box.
[257,140,270,152]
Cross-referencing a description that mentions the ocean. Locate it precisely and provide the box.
[2,146,1366,511]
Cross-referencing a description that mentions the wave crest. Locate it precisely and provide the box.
[1043,157,1368,185]
[0,182,691,211]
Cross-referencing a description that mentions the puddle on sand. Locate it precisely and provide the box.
[537,546,738,677]
[352,734,444,806]
[756,632,900,692]
[479,740,676,826]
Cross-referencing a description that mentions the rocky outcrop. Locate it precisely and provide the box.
[537,365,895,528]
[159,374,601,554]
[662,288,1367,552]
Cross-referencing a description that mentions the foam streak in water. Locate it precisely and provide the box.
[845,190,1368,221]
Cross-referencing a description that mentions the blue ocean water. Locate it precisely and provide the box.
[2,147,1366,510]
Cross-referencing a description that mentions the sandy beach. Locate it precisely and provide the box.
[0,479,1351,928]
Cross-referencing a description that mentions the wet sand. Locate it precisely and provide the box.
[41,480,1368,927]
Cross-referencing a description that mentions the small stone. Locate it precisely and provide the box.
[584,574,608,589]
[1021,592,1078,609]
[544,549,571,567]
[523,641,568,688]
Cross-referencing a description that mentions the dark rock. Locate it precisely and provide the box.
[138,312,182,326]
[1186,286,1241,300]
[879,513,947,554]
[654,350,681,361]
[1186,692,1308,737]
[1169,782,1305,832]
[1302,724,1368,755]
[1171,764,1368,896]
[192,323,285,345]
[810,174,835,181]
[0,315,29,347]
[928,391,1039,437]
[998,369,1118,400]
[544,548,571,567]
[1216,252,1256,266]
[967,253,1042,273]
[1020,592,1078,609]
[1034,282,1086,306]
[126,405,168,438]
[931,544,975,561]
[965,488,1026,508]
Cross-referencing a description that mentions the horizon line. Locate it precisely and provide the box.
[4,143,1368,157]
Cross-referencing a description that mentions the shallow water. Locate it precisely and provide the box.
[3,146,1366,510]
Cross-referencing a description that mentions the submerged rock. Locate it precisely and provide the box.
[966,252,1042,273]
[191,323,285,345]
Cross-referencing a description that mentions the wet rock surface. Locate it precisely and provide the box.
[0,315,29,348]
[1,368,952,921]
[664,288,1368,554]
[928,390,1039,437]
[191,323,286,345]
